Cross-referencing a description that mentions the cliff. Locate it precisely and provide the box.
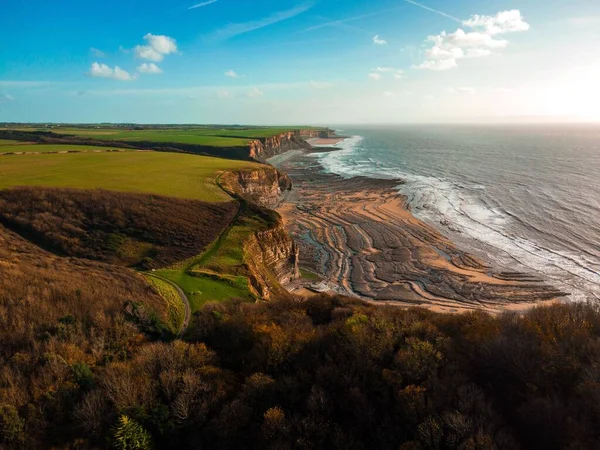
[248,131,311,162]
[219,167,299,299]
[244,219,300,300]
[219,167,292,208]
[0,128,333,162]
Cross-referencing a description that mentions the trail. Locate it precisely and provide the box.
[144,272,191,338]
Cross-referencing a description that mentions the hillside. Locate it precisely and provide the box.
[0,187,239,268]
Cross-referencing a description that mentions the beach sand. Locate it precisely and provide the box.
[273,150,566,313]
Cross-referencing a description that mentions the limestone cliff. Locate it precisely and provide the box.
[220,167,299,299]
[244,220,300,300]
[219,167,292,208]
[249,131,311,162]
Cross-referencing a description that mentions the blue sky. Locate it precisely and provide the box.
[1,0,600,124]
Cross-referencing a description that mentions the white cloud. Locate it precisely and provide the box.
[368,73,381,80]
[0,94,15,102]
[373,35,387,45]
[188,0,218,10]
[372,68,404,79]
[246,87,264,98]
[137,63,162,74]
[135,33,178,62]
[463,10,530,35]
[87,62,135,81]
[225,69,239,78]
[90,47,106,57]
[414,9,529,71]
[383,91,395,97]
[217,89,231,98]
[414,59,457,71]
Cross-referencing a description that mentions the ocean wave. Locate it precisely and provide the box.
[317,134,600,301]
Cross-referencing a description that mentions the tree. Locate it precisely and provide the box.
[112,415,153,450]
[0,404,25,447]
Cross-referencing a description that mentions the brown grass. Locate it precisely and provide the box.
[0,223,171,444]
[0,187,239,268]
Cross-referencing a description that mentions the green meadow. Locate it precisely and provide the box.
[0,144,127,154]
[43,127,302,146]
[0,151,261,202]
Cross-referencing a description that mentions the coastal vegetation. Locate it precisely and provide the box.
[0,123,592,449]
[2,258,600,450]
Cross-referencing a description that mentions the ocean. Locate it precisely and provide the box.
[317,124,600,301]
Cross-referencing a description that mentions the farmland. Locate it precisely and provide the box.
[4,126,309,146]
[0,151,261,202]
[0,143,128,154]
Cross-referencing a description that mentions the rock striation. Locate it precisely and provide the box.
[248,132,311,162]
[219,167,292,208]
[274,151,567,312]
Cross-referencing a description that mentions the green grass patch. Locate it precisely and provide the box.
[0,151,261,202]
[0,144,127,154]
[155,269,251,311]
[142,275,185,334]
[0,139,29,146]
[53,128,252,147]
[155,208,274,311]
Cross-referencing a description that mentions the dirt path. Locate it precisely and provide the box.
[144,272,191,338]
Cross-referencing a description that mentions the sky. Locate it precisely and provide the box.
[1,0,600,124]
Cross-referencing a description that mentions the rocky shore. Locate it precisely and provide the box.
[272,148,566,313]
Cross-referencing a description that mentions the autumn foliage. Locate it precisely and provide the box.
[0,187,238,268]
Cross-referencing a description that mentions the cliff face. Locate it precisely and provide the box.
[221,167,299,299]
[219,167,292,208]
[249,131,311,162]
[244,221,300,300]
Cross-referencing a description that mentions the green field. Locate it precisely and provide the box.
[0,144,127,154]
[142,275,186,334]
[0,151,261,202]
[40,127,296,146]
[0,139,30,146]
[155,208,276,311]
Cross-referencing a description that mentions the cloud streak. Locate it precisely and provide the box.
[188,0,218,10]
[212,3,313,41]
[303,7,400,33]
[403,0,461,23]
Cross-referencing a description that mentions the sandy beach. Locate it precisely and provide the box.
[273,148,566,313]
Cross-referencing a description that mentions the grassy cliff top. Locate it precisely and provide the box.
[0,151,262,202]
[1,125,326,146]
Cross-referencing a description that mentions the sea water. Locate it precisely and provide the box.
[318,124,600,301]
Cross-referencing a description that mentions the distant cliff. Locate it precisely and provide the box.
[248,131,311,162]
[0,128,330,162]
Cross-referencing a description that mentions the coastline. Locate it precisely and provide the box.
[271,142,566,313]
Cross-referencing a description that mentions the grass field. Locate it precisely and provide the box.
[0,144,127,154]
[42,128,287,146]
[155,209,275,311]
[142,275,186,334]
[0,151,261,202]
[0,139,30,146]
